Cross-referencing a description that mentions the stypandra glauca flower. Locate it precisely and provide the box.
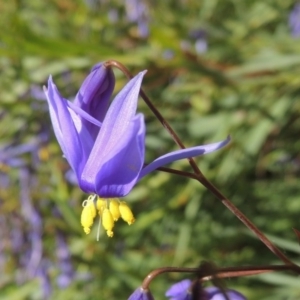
[44,62,230,239]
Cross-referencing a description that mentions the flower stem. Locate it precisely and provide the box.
[141,264,297,289]
[103,60,299,269]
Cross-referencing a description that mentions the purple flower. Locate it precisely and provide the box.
[44,63,230,236]
[289,3,300,38]
[166,280,247,300]
[45,63,230,198]
[45,63,144,197]
[189,29,208,54]
[125,0,149,38]
[128,287,154,300]
[205,287,246,300]
[165,279,192,300]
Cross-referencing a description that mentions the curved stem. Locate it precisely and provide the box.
[142,264,297,289]
[103,60,299,268]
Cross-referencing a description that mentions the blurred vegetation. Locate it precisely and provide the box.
[1,0,300,299]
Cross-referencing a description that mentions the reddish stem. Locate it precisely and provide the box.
[103,60,299,268]
[142,264,297,289]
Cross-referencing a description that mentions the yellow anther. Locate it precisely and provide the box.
[119,201,135,225]
[96,197,106,214]
[109,199,120,221]
[81,201,96,235]
[81,195,135,238]
[102,208,114,237]
[83,227,91,234]
[106,230,114,238]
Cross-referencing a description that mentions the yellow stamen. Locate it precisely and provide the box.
[109,199,120,221]
[80,195,135,238]
[81,198,97,234]
[102,208,114,237]
[96,197,106,214]
[119,201,135,225]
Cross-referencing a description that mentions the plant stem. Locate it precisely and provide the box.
[104,59,299,269]
[142,264,296,289]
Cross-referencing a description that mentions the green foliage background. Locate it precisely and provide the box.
[1,0,300,299]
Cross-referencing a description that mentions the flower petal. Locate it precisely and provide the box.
[74,63,115,139]
[44,76,89,179]
[80,114,145,196]
[67,101,102,128]
[67,107,94,154]
[128,287,154,300]
[165,279,192,298]
[205,287,246,300]
[80,71,146,195]
[92,70,146,155]
[139,136,231,179]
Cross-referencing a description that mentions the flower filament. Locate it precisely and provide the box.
[80,195,135,238]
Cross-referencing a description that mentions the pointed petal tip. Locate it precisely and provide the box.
[130,70,147,89]
[134,70,147,81]
[47,75,55,87]
[140,70,147,78]
[224,134,231,145]
[139,135,231,180]
[202,135,231,154]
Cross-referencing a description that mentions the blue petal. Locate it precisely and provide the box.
[91,71,146,154]
[205,287,246,300]
[165,279,192,300]
[80,72,146,195]
[67,101,102,128]
[44,77,92,179]
[45,78,83,175]
[139,136,231,179]
[74,63,115,140]
[128,287,154,300]
[165,279,192,297]
[93,115,145,197]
